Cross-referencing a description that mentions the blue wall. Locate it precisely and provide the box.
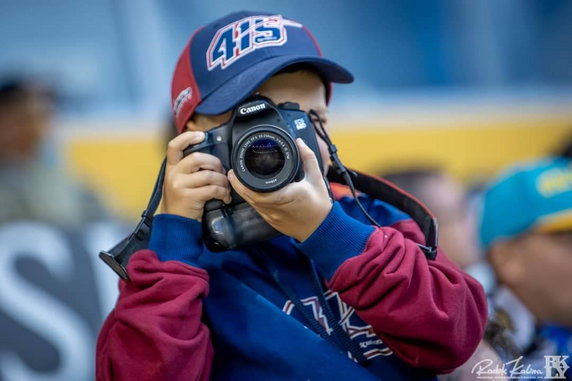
[1,0,571,119]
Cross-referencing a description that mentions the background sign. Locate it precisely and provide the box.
[0,221,124,381]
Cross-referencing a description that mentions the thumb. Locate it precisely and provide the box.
[296,138,323,184]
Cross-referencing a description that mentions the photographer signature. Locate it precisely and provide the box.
[471,356,544,379]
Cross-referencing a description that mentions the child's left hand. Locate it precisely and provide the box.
[228,138,332,242]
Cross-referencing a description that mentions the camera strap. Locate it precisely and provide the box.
[99,159,438,281]
[309,110,438,260]
[100,124,438,280]
[99,159,166,280]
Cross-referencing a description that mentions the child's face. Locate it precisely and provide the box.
[186,70,330,172]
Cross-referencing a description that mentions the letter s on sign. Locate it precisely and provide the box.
[0,222,92,381]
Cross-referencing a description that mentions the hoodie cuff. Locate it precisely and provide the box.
[296,202,374,279]
[149,214,203,266]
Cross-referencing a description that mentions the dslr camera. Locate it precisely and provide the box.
[183,96,327,251]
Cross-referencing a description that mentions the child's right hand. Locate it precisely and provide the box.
[160,131,232,221]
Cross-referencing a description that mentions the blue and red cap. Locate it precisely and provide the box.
[171,11,354,132]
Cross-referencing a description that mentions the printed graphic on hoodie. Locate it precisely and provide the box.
[282,290,393,360]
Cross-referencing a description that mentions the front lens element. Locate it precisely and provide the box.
[244,138,285,177]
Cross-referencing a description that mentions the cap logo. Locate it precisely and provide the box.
[173,87,193,116]
[207,15,302,71]
[537,165,572,197]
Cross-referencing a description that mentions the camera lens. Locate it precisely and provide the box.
[244,138,285,177]
[233,128,300,193]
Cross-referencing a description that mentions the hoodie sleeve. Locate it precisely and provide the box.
[96,215,213,381]
[296,198,488,374]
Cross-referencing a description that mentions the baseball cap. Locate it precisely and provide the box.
[479,158,572,250]
[171,11,354,132]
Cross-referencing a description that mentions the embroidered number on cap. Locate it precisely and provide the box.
[207,15,302,71]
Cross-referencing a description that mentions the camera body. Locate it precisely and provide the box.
[183,96,326,251]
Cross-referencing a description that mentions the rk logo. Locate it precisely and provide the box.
[545,355,570,379]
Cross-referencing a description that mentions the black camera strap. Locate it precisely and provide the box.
[326,169,439,260]
[310,110,438,260]
[99,118,438,280]
[99,159,438,280]
[99,159,166,280]
[99,158,438,280]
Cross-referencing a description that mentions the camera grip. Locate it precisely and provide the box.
[204,198,224,212]
[202,202,281,252]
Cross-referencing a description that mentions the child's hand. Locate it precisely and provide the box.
[228,138,332,242]
[161,131,232,221]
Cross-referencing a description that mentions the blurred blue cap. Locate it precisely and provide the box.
[480,158,572,250]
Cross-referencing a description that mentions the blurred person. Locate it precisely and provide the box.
[0,78,108,226]
[382,167,505,381]
[97,11,487,380]
[480,158,572,379]
[381,167,496,293]
[382,167,481,269]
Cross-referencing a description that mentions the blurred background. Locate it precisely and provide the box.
[0,1,571,380]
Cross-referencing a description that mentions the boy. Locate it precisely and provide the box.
[97,11,487,380]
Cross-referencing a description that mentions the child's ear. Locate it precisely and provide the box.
[184,119,197,132]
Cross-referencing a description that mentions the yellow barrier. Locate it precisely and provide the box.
[63,115,572,221]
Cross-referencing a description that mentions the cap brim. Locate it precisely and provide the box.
[195,55,353,116]
[535,209,572,233]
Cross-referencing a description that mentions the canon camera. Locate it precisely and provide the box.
[183,96,326,251]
